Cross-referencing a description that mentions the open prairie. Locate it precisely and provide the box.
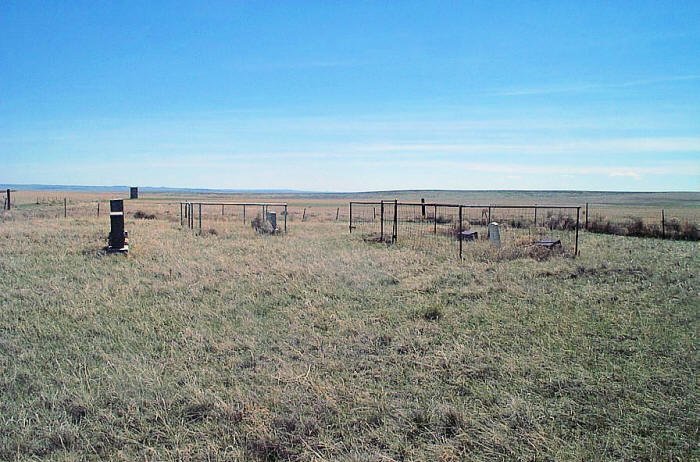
[0,191,698,461]
[5,0,700,460]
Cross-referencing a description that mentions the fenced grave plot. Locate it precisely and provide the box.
[487,205,580,249]
[395,202,463,255]
[180,202,288,236]
[350,201,580,258]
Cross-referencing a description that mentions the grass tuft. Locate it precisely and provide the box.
[133,210,157,219]
[421,306,443,321]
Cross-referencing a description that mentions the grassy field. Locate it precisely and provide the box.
[1,192,698,461]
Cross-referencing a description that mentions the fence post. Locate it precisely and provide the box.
[575,207,580,256]
[284,205,287,233]
[533,205,537,228]
[336,207,340,221]
[585,202,589,230]
[434,205,437,234]
[373,207,376,221]
[459,205,463,259]
[349,202,353,233]
[661,209,666,239]
[392,199,398,243]
[97,202,100,217]
[243,205,246,224]
[380,201,384,241]
[64,198,67,218]
[488,206,492,224]
[302,208,306,222]
[421,198,426,219]
[179,203,183,226]
[198,203,202,231]
[6,189,11,210]
[222,204,224,216]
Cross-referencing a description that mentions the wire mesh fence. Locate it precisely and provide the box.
[181,202,288,235]
[350,200,581,259]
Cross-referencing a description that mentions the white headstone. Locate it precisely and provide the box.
[488,222,501,246]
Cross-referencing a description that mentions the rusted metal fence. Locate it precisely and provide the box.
[350,200,581,258]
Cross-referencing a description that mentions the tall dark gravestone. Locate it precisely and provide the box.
[107,199,128,253]
[130,187,138,199]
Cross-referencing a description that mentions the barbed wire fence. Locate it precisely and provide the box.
[0,198,291,236]
[584,202,699,240]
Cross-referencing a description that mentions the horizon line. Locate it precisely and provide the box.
[1,183,698,195]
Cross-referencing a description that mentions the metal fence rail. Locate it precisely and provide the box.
[350,200,580,258]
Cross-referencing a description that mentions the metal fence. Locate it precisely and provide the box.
[350,200,580,258]
[181,202,288,234]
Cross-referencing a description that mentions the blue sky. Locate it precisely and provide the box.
[1,1,699,191]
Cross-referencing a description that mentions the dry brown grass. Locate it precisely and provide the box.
[0,193,698,461]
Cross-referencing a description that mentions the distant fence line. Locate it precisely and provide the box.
[349,200,581,258]
[584,202,699,240]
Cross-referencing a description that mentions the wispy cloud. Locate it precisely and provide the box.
[609,171,642,180]
[357,137,700,155]
[386,161,700,180]
[492,75,700,96]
